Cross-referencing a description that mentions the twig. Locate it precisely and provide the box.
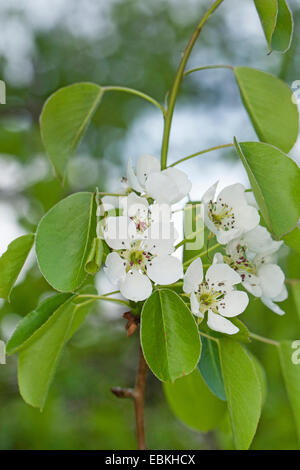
[111,345,148,450]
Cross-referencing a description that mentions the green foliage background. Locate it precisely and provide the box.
[0,0,300,449]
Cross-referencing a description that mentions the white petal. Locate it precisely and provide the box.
[104,252,126,285]
[120,270,152,301]
[213,252,224,264]
[127,158,144,192]
[205,263,241,290]
[183,258,203,294]
[162,167,192,203]
[258,264,285,299]
[234,205,260,233]
[121,192,149,218]
[136,154,160,187]
[261,296,285,316]
[245,191,259,209]
[103,216,136,249]
[218,183,246,208]
[207,311,239,335]
[202,181,218,203]
[243,225,283,255]
[147,255,183,285]
[143,222,177,255]
[273,284,288,302]
[190,292,202,317]
[145,171,178,204]
[215,227,242,245]
[243,275,262,297]
[101,195,124,213]
[219,290,249,317]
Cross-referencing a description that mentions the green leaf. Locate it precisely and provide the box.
[250,353,267,406]
[6,293,71,355]
[234,140,300,239]
[254,0,278,49]
[278,340,300,444]
[0,234,34,301]
[283,227,300,254]
[163,368,226,432]
[36,192,96,292]
[85,237,103,275]
[140,289,201,382]
[271,0,293,53]
[218,339,262,450]
[254,0,293,53]
[198,336,226,401]
[40,83,103,179]
[234,67,299,153]
[16,286,96,409]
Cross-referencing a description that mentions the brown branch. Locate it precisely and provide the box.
[111,345,148,450]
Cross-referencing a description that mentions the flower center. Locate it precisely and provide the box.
[207,198,236,232]
[118,240,155,273]
[195,282,225,315]
[225,243,256,281]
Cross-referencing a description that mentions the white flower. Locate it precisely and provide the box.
[103,209,183,302]
[202,182,260,244]
[127,154,192,205]
[183,258,249,335]
[214,227,286,315]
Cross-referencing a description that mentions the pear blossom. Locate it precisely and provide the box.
[103,204,183,301]
[127,154,192,205]
[183,257,249,335]
[202,182,260,244]
[214,225,287,315]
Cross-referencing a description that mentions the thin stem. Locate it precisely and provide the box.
[175,227,204,250]
[97,192,126,197]
[249,332,279,347]
[199,330,219,342]
[183,242,221,267]
[169,143,234,168]
[160,0,224,169]
[184,63,234,77]
[111,345,148,450]
[76,294,130,307]
[286,278,300,285]
[103,86,165,115]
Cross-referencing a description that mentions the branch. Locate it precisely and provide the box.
[111,344,148,450]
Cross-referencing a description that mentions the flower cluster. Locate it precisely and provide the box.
[98,154,287,335]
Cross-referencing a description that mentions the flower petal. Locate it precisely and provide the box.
[219,290,249,317]
[258,263,285,299]
[183,258,203,294]
[243,225,283,255]
[261,296,285,315]
[136,154,160,187]
[147,255,183,285]
[235,204,260,233]
[127,158,144,192]
[207,311,239,335]
[190,292,202,317]
[205,263,241,290]
[121,192,149,218]
[103,216,136,249]
[120,270,152,301]
[162,167,192,203]
[145,171,178,204]
[104,252,126,285]
[202,181,218,204]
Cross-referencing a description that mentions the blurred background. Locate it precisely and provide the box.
[0,0,300,449]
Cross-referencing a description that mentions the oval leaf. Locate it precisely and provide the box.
[271,0,293,53]
[254,0,293,53]
[0,234,34,301]
[198,336,226,401]
[17,286,96,409]
[278,340,300,445]
[234,67,299,153]
[163,369,226,432]
[36,192,96,292]
[218,339,262,450]
[234,139,300,239]
[40,83,103,179]
[140,289,201,382]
